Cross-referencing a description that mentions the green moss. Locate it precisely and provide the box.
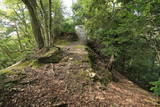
[28,60,42,69]
[0,70,14,75]
[2,60,41,73]
[10,60,32,70]
[75,45,86,49]
[1,46,62,72]
[42,47,57,57]
[73,69,91,82]
[78,70,88,77]
[38,50,63,64]
[55,39,71,46]
[74,60,82,65]
[82,54,89,61]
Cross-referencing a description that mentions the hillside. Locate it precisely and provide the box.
[0,41,159,107]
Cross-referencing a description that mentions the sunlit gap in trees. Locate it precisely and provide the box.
[62,0,77,18]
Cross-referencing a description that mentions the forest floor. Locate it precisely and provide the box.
[0,41,159,107]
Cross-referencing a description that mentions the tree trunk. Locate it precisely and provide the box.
[48,0,52,46]
[15,23,23,50]
[39,0,49,46]
[21,0,44,49]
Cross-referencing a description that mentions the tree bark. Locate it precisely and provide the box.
[21,0,44,49]
[48,0,52,46]
[39,0,49,46]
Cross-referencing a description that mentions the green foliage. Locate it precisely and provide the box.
[52,0,64,35]
[150,80,160,96]
[0,0,65,70]
[73,0,160,90]
[62,17,75,33]
[72,0,91,25]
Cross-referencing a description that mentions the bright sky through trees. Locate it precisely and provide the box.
[62,0,76,17]
[62,0,72,16]
[0,0,75,17]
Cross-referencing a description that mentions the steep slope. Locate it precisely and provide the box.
[0,41,159,107]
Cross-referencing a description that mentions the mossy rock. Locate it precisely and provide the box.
[38,50,63,64]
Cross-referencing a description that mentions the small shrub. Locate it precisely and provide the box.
[150,80,160,96]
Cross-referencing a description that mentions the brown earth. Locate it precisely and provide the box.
[0,42,159,107]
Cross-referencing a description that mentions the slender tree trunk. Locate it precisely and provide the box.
[48,0,53,46]
[39,0,49,46]
[21,0,44,49]
[15,23,23,50]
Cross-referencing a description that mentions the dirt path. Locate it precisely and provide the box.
[0,41,159,107]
